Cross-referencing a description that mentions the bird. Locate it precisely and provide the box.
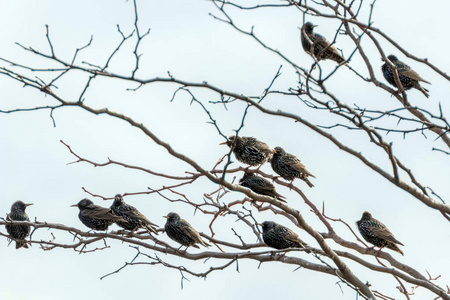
[110,194,158,234]
[356,211,404,255]
[239,172,286,202]
[220,136,273,168]
[270,146,315,188]
[164,212,210,249]
[5,201,33,249]
[71,199,125,231]
[381,54,430,98]
[260,221,307,250]
[301,22,344,64]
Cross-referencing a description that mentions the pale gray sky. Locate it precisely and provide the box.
[1,0,449,299]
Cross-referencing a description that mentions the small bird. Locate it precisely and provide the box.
[5,201,33,249]
[71,199,125,231]
[382,54,430,98]
[260,221,307,250]
[239,172,286,202]
[301,22,344,64]
[111,194,158,234]
[356,211,404,255]
[271,146,315,188]
[220,136,273,167]
[164,212,210,249]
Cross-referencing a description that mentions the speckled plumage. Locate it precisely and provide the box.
[221,136,273,167]
[71,199,125,231]
[111,194,158,234]
[239,172,286,202]
[261,221,307,250]
[301,22,344,64]
[164,212,210,248]
[5,201,32,249]
[382,55,430,98]
[271,146,315,188]
[357,211,404,255]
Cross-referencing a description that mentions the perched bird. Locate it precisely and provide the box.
[239,172,286,202]
[301,22,344,64]
[5,201,33,249]
[111,194,158,234]
[71,199,125,231]
[382,54,430,98]
[164,212,210,249]
[260,221,307,250]
[271,146,315,188]
[220,136,273,167]
[357,211,404,255]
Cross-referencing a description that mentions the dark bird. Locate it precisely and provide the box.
[5,201,33,249]
[220,136,273,168]
[164,212,210,249]
[260,221,307,250]
[382,54,430,98]
[111,194,158,234]
[301,22,344,64]
[271,146,315,188]
[71,199,125,231]
[357,211,404,255]
[239,172,286,202]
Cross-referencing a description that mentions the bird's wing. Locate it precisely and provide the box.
[122,208,158,227]
[399,69,430,84]
[252,177,276,192]
[254,141,272,155]
[283,228,307,247]
[371,225,404,246]
[85,207,122,221]
[315,34,342,58]
[181,221,209,246]
[283,154,316,177]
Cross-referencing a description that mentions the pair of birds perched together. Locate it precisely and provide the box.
[261,211,404,255]
[301,22,430,98]
[222,135,316,199]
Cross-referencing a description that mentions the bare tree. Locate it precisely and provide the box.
[1,0,449,299]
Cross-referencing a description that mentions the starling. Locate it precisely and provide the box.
[382,54,430,98]
[111,194,158,234]
[239,172,286,202]
[71,199,125,231]
[220,136,273,167]
[356,211,404,255]
[260,221,307,250]
[5,201,33,249]
[164,212,210,249]
[271,146,315,188]
[301,22,344,64]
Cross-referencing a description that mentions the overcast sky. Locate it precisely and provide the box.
[1,0,449,299]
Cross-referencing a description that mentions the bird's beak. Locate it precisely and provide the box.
[163,216,169,219]
[219,141,228,145]
[70,204,79,207]
[25,203,34,207]
[272,149,276,153]
[313,25,318,28]
[256,223,263,227]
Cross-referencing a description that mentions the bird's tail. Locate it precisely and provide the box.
[417,85,429,98]
[303,177,315,188]
[200,239,211,248]
[145,224,158,235]
[15,240,29,249]
[275,192,287,203]
[387,243,404,256]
